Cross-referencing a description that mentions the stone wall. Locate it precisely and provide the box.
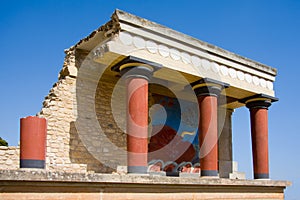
[0,146,19,170]
[37,48,127,173]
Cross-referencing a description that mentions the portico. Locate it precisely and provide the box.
[109,59,276,179]
[80,10,278,179]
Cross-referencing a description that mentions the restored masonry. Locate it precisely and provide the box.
[0,10,290,199]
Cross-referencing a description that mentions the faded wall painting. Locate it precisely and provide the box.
[148,94,200,172]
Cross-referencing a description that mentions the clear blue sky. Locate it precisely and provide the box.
[0,0,299,199]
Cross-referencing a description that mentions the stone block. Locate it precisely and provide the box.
[219,161,233,178]
[5,160,13,165]
[179,172,200,178]
[117,166,127,174]
[149,171,166,176]
[229,172,246,180]
[232,161,238,172]
[102,147,109,153]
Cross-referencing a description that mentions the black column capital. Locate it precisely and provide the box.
[246,100,272,109]
[191,78,229,97]
[111,56,161,80]
[240,94,278,110]
[120,65,154,81]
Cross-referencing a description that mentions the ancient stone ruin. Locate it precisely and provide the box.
[0,9,290,200]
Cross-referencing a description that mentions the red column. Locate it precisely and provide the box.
[20,116,47,169]
[121,65,153,174]
[198,95,219,177]
[192,78,228,177]
[126,77,149,173]
[247,100,271,179]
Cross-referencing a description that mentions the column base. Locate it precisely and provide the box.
[20,159,45,169]
[201,170,219,177]
[254,173,269,179]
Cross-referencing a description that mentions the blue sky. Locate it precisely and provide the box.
[0,0,299,199]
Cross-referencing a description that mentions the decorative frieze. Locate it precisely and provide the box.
[117,31,274,91]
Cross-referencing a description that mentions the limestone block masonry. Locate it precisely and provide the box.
[37,49,88,173]
[36,48,127,173]
[0,146,19,170]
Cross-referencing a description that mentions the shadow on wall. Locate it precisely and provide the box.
[68,121,113,173]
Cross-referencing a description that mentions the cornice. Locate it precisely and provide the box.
[114,9,277,77]
[69,9,277,78]
[114,31,275,92]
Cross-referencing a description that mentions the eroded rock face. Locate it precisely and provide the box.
[148,125,195,164]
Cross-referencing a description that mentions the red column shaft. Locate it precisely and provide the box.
[198,95,218,176]
[126,78,148,173]
[20,116,47,168]
[250,108,269,179]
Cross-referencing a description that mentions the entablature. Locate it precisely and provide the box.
[71,9,278,109]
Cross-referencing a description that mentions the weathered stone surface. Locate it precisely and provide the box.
[0,147,19,170]
[0,170,290,200]
[230,171,246,180]
[0,169,290,187]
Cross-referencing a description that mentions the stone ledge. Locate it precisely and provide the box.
[0,170,291,188]
[0,170,291,200]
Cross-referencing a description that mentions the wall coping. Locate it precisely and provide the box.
[0,170,290,188]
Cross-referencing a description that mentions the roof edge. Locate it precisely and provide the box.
[114,9,277,76]
[67,9,277,76]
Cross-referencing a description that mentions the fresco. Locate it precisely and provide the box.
[148,94,200,173]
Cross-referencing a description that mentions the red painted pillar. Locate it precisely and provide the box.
[192,78,228,177]
[198,95,219,176]
[246,100,271,179]
[122,65,153,174]
[20,116,47,169]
